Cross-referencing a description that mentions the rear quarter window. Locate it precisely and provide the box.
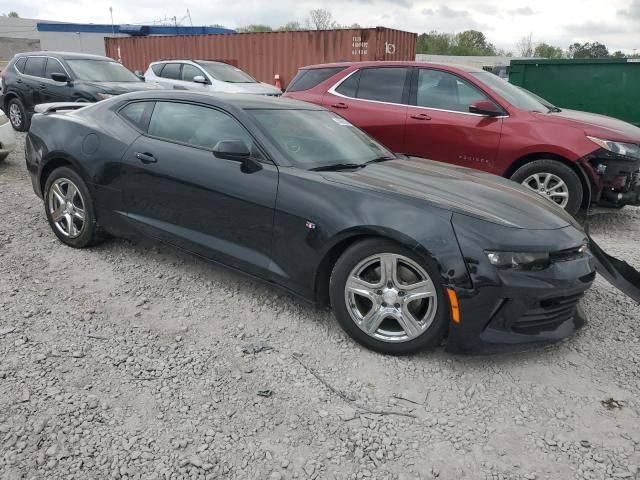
[286,67,346,92]
[160,63,181,80]
[150,64,163,76]
[119,101,153,130]
[14,57,27,73]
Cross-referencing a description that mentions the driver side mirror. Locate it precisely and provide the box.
[213,140,262,173]
[51,72,70,83]
[469,100,502,117]
[134,70,145,81]
[193,75,209,85]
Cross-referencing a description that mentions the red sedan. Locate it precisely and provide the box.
[284,61,640,214]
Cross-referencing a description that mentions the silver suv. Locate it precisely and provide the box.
[144,60,282,96]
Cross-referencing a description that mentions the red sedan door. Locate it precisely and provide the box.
[404,68,504,175]
[322,67,410,153]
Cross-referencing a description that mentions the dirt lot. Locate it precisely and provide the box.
[1,132,639,480]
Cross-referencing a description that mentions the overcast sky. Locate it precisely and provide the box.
[4,0,640,53]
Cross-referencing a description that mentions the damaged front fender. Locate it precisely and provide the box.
[588,233,640,303]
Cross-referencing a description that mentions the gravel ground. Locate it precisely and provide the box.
[1,132,639,480]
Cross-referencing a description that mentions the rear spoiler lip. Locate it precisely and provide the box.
[34,103,91,114]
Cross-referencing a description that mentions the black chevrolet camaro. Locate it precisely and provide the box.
[25,92,640,354]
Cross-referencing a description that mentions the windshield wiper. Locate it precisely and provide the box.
[548,106,562,113]
[309,163,366,172]
[365,156,396,165]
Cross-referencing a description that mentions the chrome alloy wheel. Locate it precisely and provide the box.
[48,178,86,238]
[344,253,438,343]
[521,172,569,208]
[9,103,22,128]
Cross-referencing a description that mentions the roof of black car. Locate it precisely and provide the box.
[119,90,324,110]
[15,51,115,61]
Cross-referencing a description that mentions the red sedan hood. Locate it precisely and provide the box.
[535,109,640,143]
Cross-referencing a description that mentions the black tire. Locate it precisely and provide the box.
[43,166,103,248]
[329,238,448,355]
[510,159,583,216]
[7,97,30,132]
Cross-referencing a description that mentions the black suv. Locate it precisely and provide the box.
[1,51,162,131]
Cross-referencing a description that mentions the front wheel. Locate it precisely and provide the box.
[329,239,448,355]
[510,159,583,215]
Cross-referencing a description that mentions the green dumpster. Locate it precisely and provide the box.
[508,58,640,127]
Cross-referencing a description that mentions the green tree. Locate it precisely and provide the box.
[209,23,228,29]
[8,11,19,17]
[452,30,496,55]
[568,41,609,58]
[534,42,564,58]
[611,50,626,58]
[236,24,273,33]
[416,31,454,54]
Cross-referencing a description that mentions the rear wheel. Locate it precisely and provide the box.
[510,159,583,215]
[7,98,29,132]
[330,239,448,355]
[44,167,103,248]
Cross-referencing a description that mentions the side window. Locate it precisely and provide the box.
[286,67,346,92]
[23,57,47,77]
[150,64,163,76]
[181,64,203,82]
[119,102,152,130]
[147,102,254,152]
[44,58,66,79]
[416,69,490,113]
[335,70,360,98]
[14,57,27,73]
[356,68,408,104]
[160,63,181,80]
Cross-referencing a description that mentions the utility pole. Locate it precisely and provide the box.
[109,6,115,35]
[173,15,178,34]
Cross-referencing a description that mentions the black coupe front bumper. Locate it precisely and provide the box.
[446,213,640,354]
[447,214,596,354]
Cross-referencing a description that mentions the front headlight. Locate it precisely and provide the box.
[587,136,640,160]
[96,93,115,101]
[486,251,550,270]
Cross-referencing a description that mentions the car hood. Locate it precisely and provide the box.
[533,109,640,143]
[218,81,282,95]
[322,158,578,230]
[84,81,164,93]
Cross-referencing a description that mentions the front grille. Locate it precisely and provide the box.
[511,292,584,334]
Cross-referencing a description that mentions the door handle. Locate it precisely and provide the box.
[135,152,157,164]
[332,102,348,109]
[410,113,431,120]
[39,83,47,89]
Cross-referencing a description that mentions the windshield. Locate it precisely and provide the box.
[471,71,554,112]
[197,62,257,83]
[66,59,141,82]
[250,110,395,169]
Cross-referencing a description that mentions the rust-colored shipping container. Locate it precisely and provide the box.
[105,27,416,87]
